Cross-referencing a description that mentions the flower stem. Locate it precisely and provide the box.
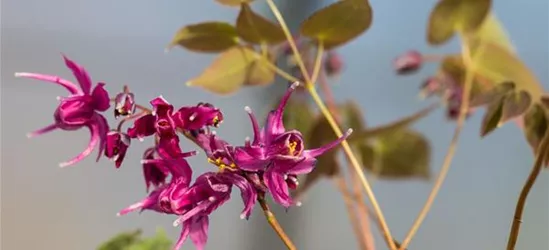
[116,111,147,131]
[312,44,375,250]
[258,193,297,250]
[399,37,480,250]
[264,1,396,249]
[506,132,549,250]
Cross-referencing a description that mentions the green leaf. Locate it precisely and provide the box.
[350,104,437,142]
[500,90,532,124]
[364,129,431,179]
[236,3,286,44]
[127,228,172,250]
[300,0,372,49]
[469,81,514,107]
[427,0,491,45]
[480,96,504,137]
[187,46,270,95]
[470,41,544,102]
[523,104,548,154]
[245,50,276,86]
[97,229,142,250]
[295,113,340,197]
[167,22,238,53]
[215,0,253,7]
[465,12,515,53]
[280,98,315,141]
[340,101,365,131]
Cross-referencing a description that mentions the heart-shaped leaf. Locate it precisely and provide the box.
[236,3,286,44]
[427,0,491,45]
[187,46,267,95]
[340,101,366,131]
[350,104,437,142]
[523,104,548,154]
[480,96,504,137]
[300,0,372,49]
[470,41,544,102]
[168,22,239,53]
[500,90,532,124]
[469,81,515,107]
[215,0,253,7]
[363,129,431,179]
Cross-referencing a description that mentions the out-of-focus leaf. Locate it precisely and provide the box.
[215,0,253,7]
[523,104,548,154]
[350,104,437,142]
[245,50,276,86]
[167,22,239,53]
[364,129,431,179]
[427,0,491,45]
[280,96,315,141]
[465,13,515,53]
[127,228,172,250]
[340,101,365,131]
[500,91,531,124]
[469,81,514,107]
[187,46,269,95]
[471,41,544,101]
[97,229,142,250]
[300,0,372,49]
[295,114,340,197]
[236,3,286,44]
[438,55,491,99]
[480,96,504,137]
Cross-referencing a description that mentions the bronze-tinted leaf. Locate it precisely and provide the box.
[215,0,253,7]
[300,0,372,49]
[523,104,548,154]
[472,41,544,101]
[500,90,532,124]
[236,3,286,44]
[186,46,263,95]
[469,81,515,107]
[464,13,515,54]
[350,104,437,142]
[245,51,276,86]
[438,55,490,97]
[427,0,491,45]
[294,114,340,197]
[340,101,365,131]
[480,96,504,137]
[168,22,238,53]
[364,129,431,179]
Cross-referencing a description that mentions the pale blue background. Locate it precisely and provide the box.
[1,0,548,249]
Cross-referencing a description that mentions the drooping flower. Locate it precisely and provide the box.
[141,147,170,191]
[15,55,110,167]
[114,85,136,118]
[174,102,223,131]
[105,130,131,168]
[394,50,423,75]
[234,82,352,207]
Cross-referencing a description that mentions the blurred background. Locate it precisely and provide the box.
[1,0,547,249]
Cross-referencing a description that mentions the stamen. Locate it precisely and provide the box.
[244,106,252,113]
[290,81,300,89]
[189,113,197,121]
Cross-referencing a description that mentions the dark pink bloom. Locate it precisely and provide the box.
[15,55,110,167]
[141,147,170,191]
[394,50,423,75]
[127,96,177,139]
[114,86,136,118]
[174,102,223,131]
[105,130,131,168]
[234,82,352,207]
[325,51,344,77]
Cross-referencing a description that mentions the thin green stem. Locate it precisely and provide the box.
[258,193,297,250]
[506,132,549,250]
[264,1,396,249]
[399,38,482,250]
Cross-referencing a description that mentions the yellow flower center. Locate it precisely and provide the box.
[207,157,236,172]
[212,116,220,127]
[288,141,298,156]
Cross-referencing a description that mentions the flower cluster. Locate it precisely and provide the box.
[16,56,352,250]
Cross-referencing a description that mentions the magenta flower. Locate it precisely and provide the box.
[174,102,224,131]
[234,82,352,207]
[104,130,131,168]
[141,147,170,191]
[394,50,423,75]
[127,96,177,140]
[114,86,136,118]
[15,55,110,167]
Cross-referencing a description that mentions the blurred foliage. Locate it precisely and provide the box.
[97,229,172,250]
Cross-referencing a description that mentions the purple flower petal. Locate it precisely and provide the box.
[14,72,81,95]
[27,123,58,138]
[263,168,292,208]
[302,128,352,158]
[244,106,262,145]
[264,82,299,142]
[221,173,257,219]
[94,114,109,162]
[62,55,92,94]
[188,216,209,250]
[117,188,163,216]
[91,82,111,112]
[59,118,102,167]
[233,146,267,171]
[127,114,156,139]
